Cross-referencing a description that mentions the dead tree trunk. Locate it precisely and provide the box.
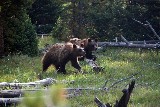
[114,80,135,107]
[95,80,135,107]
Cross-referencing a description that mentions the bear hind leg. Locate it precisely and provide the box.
[54,65,61,73]
[42,62,51,73]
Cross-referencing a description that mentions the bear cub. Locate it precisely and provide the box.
[69,38,98,61]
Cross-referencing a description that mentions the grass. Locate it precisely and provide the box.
[0,36,160,107]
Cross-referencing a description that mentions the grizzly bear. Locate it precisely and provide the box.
[69,38,104,72]
[69,38,98,61]
[41,42,85,74]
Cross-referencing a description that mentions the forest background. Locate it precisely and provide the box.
[0,0,159,56]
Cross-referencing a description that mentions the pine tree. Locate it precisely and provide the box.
[29,0,61,34]
[1,0,38,56]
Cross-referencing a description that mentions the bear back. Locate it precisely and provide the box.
[42,42,85,64]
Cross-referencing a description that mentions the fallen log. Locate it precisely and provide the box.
[0,87,97,105]
[0,94,76,106]
[0,87,99,99]
[0,97,22,104]
[0,78,56,89]
[129,40,160,44]
[97,40,160,47]
[98,42,160,49]
[0,91,23,98]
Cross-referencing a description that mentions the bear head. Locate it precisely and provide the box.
[72,44,85,57]
[69,38,98,51]
[82,38,98,52]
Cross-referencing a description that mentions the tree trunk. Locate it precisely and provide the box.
[0,26,4,56]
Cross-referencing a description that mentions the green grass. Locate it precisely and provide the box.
[0,37,160,107]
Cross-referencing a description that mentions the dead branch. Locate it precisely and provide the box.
[133,18,160,40]
[120,35,130,45]
[103,72,138,91]
[94,97,108,107]
[146,21,160,40]
[115,80,135,107]
[95,80,136,107]
[132,18,148,26]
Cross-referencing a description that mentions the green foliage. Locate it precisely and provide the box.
[20,91,45,107]
[50,0,159,41]
[87,0,160,41]
[51,1,72,40]
[19,84,68,107]
[52,0,90,40]
[1,0,38,56]
[52,17,71,40]
[29,0,62,34]
[38,36,55,49]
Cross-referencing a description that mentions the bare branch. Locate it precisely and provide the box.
[94,97,107,107]
[132,18,148,26]
[120,35,130,45]
[146,21,160,40]
[103,72,138,91]
[132,18,160,40]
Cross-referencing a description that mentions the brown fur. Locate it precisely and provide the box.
[42,42,85,74]
[69,38,98,60]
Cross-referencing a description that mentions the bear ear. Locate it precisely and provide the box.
[88,38,92,42]
[80,43,84,48]
[73,44,77,48]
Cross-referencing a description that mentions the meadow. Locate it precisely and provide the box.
[0,36,160,107]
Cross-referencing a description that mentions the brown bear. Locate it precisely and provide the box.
[69,38,104,72]
[69,38,98,61]
[41,42,85,74]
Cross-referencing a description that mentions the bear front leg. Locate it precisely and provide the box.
[71,60,82,72]
[38,62,51,80]
[92,54,97,61]
[59,64,67,74]
[85,52,97,61]
[78,56,85,61]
